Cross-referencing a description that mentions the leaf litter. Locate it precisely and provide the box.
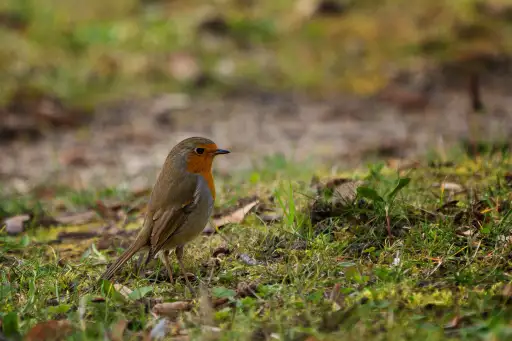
[203,196,260,234]
[24,320,74,341]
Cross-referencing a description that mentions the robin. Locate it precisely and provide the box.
[100,137,230,292]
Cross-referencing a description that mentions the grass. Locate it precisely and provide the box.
[1,147,512,340]
[2,0,512,107]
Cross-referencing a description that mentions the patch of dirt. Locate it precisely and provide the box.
[1,82,512,192]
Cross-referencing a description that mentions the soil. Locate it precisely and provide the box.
[1,82,511,193]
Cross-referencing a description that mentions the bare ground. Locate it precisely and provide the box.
[1,85,511,193]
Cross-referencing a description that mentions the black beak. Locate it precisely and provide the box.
[214,149,230,155]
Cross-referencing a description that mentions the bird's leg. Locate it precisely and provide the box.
[134,253,147,277]
[138,252,153,277]
[176,246,195,295]
[159,251,174,283]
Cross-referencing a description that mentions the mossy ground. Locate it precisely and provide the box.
[1,148,512,340]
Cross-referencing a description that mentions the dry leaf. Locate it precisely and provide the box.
[91,297,106,303]
[113,284,133,300]
[203,197,259,234]
[444,315,461,330]
[236,282,259,298]
[109,319,128,341]
[212,247,231,258]
[57,230,99,241]
[3,214,30,235]
[313,178,364,204]
[387,159,420,172]
[311,178,364,225]
[55,211,98,225]
[456,228,475,237]
[95,200,121,222]
[502,283,512,297]
[212,297,229,308]
[433,182,464,194]
[25,320,74,341]
[332,180,364,205]
[152,301,192,317]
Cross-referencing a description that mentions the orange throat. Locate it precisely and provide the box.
[186,154,216,200]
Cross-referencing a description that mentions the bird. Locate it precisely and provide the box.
[100,137,230,293]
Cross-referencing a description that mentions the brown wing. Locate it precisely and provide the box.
[149,177,201,255]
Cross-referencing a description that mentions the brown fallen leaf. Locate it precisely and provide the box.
[212,297,230,308]
[313,177,364,202]
[96,228,137,250]
[203,197,259,234]
[108,319,128,341]
[57,230,99,241]
[25,320,74,341]
[444,315,461,330]
[55,211,98,225]
[3,214,30,235]
[332,180,364,205]
[212,247,231,258]
[432,182,465,194]
[152,301,193,317]
[95,200,121,222]
[502,283,512,298]
[455,228,475,237]
[113,284,133,300]
[91,297,106,303]
[386,159,420,172]
[310,178,365,225]
[236,282,259,298]
[96,229,136,250]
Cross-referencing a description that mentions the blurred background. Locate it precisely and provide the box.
[1,0,512,192]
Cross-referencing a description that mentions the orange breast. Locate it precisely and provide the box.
[186,149,216,200]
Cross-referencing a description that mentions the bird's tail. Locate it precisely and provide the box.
[100,243,142,281]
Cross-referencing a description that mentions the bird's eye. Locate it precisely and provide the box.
[195,148,205,155]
